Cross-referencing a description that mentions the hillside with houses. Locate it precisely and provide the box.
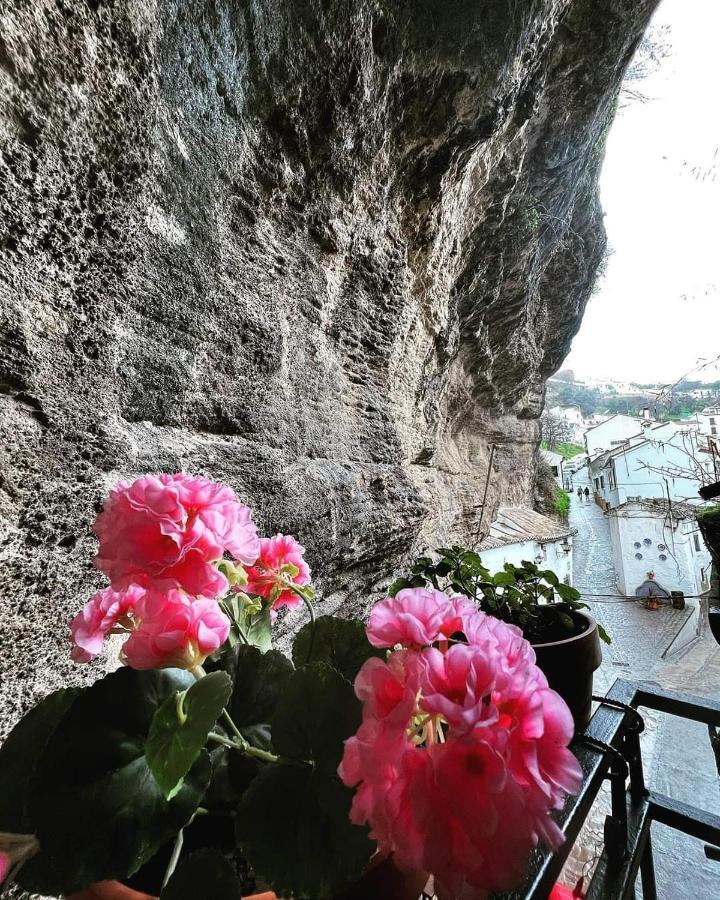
[544,401,719,601]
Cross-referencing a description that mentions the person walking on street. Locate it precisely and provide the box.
[577,487,583,503]
[584,486,590,501]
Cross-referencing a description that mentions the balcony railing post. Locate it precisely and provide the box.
[639,832,658,900]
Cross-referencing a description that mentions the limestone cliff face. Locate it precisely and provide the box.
[0,0,658,728]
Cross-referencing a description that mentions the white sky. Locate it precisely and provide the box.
[563,0,720,385]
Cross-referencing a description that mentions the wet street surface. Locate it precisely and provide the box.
[568,484,720,899]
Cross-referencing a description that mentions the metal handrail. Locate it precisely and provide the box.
[497,678,720,899]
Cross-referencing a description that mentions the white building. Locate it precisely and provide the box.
[584,413,648,458]
[697,405,720,438]
[539,448,566,489]
[589,425,713,509]
[549,405,587,443]
[479,506,576,586]
[607,499,711,597]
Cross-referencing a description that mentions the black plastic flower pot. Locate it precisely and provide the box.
[698,513,720,570]
[531,611,602,733]
[699,481,720,501]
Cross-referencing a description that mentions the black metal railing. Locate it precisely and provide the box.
[499,680,720,899]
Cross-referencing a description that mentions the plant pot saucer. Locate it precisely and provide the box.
[65,858,428,900]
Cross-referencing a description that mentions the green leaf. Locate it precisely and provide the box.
[228,645,295,735]
[21,668,211,895]
[556,582,582,602]
[223,645,295,793]
[236,765,372,900]
[541,569,560,587]
[292,616,382,681]
[493,572,516,586]
[272,664,360,774]
[244,605,272,653]
[597,623,612,645]
[387,577,410,597]
[558,612,575,630]
[160,848,242,900]
[0,688,79,833]
[146,671,232,800]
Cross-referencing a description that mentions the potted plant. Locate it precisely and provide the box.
[697,505,720,569]
[388,547,609,731]
[0,474,583,900]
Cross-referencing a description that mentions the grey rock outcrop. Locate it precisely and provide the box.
[0,0,658,732]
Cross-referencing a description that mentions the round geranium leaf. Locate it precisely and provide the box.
[228,645,294,734]
[236,764,373,900]
[271,663,361,774]
[21,667,211,896]
[146,671,232,799]
[291,616,383,681]
[0,688,80,833]
[160,848,242,900]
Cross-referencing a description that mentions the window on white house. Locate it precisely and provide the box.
[712,426,717,435]
[711,417,716,425]
[600,475,605,489]
[694,533,701,553]
[551,466,559,476]
[608,467,616,490]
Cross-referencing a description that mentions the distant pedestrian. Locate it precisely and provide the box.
[584,487,590,501]
[577,487,583,502]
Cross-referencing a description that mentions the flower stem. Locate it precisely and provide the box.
[192,665,253,747]
[208,731,239,750]
[219,598,250,644]
[162,825,184,889]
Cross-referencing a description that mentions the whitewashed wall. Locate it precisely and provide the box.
[480,537,573,586]
[608,509,711,596]
[584,415,643,456]
[607,431,713,508]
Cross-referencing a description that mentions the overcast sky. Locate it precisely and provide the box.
[563,0,720,386]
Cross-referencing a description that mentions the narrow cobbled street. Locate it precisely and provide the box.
[569,482,720,898]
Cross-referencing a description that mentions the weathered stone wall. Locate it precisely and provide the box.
[0,0,658,732]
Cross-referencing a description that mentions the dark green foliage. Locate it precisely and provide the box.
[236,764,372,900]
[271,663,361,774]
[236,663,371,899]
[390,547,611,645]
[20,668,211,895]
[0,688,79,833]
[292,615,383,681]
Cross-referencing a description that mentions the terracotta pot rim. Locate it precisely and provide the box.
[530,610,596,649]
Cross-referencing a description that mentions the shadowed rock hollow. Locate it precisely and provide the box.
[0,0,658,729]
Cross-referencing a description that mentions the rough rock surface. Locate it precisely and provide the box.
[0,0,659,734]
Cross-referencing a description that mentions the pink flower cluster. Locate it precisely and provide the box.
[70,474,311,671]
[245,533,311,612]
[93,473,261,599]
[339,588,583,899]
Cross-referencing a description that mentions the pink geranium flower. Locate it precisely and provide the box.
[366,587,464,648]
[244,534,311,612]
[93,473,260,599]
[121,590,230,670]
[340,595,583,898]
[69,585,145,662]
[419,644,498,736]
